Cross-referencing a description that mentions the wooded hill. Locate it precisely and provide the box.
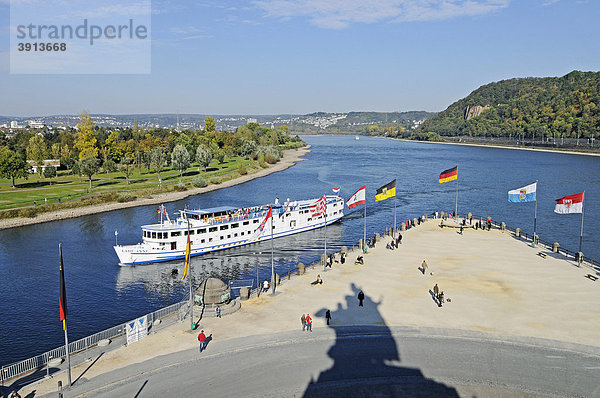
[418,71,600,139]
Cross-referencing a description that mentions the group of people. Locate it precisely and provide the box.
[387,232,403,250]
[301,313,313,331]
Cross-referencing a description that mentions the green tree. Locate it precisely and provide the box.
[80,157,100,190]
[119,156,134,184]
[204,116,216,133]
[43,165,57,182]
[215,148,226,164]
[240,140,257,159]
[75,111,98,160]
[171,144,190,183]
[26,135,47,177]
[195,145,212,171]
[150,147,167,186]
[0,147,30,187]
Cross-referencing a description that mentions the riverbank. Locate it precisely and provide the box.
[0,146,311,230]
[394,137,600,157]
[18,217,600,396]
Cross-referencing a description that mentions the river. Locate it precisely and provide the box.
[1,135,598,365]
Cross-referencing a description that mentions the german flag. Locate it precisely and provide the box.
[59,244,68,330]
[439,166,458,183]
[375,179,396,202]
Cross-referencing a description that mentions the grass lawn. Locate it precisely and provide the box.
[0,156,257,216]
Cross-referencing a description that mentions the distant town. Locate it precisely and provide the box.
[0,111,433,137]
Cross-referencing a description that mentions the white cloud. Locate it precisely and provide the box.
[253,0,510,29]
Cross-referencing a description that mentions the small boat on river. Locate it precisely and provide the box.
[114,195,344,265]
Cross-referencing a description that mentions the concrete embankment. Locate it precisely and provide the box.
[17,217,600,397]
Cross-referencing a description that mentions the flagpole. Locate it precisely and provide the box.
[533,180,538,240]
[59,244,72,387]
[187,219,193,329]
[271,209,275,295]
[455,176,458,220]
[579,191,585,254]
[393,195,397,238]
[324,195,327,270]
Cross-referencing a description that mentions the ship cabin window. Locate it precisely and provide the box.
[151,232,156,238]
[209,227,218,232]
[201,239,205,243]
[220,236,224,240]
[227,234,231,239]
[143,231,147,237]
[187,214,200,220]
[333,211,337,215]
[220,225,229,230]
[209,238,213,242]
[253,219,259,224]
[231,223,239,228]
[241,232,244,236]
[184,230,195,236]
[171,231,181,237]
[234,233,238,237]
[272,225,275,230]
[308,218,312,221]
[286,213,290,217]
[197,228,206,234]
[243,221,249,226]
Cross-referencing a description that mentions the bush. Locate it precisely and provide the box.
[103,159,118,172]
[43,166,57,179]
[174,183,187,191]
[264,153,279,164]
[238,163,248,175]
[19,207,38,218]
[117,193,136,203]
[208,177,222,185]
[257,154,268,168]
[192,176,207,188]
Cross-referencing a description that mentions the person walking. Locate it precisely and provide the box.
[439,291,445,307]
[305,314,312,332]
[301,314,306,331]
[397,233,402,245]
[215,305,221,318]
[358,290,365,307]
[325,309,331,325]
[421,260,428,275]
[197,329,207,353]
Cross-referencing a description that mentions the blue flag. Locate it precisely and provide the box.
[508,182,537,203]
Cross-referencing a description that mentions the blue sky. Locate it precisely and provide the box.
[0,0,598,116]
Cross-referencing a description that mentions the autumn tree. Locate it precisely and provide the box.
[204,116,216,133]
[75,111,98,160]
[26,135,47,177]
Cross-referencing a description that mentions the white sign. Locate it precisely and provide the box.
[126,315,148,344]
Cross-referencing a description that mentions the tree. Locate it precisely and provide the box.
[75,111,98,160]
[43,165,57,182]
[204,116,216,133]
[171,144,190,183]
[195,145,212,171]
[215,148,226,164]
[26,135,47,177]
[0,147,29,187]
[151,147,167,186]
[240,140,257,159]
[79,157,100,190]
[119,156,134,184]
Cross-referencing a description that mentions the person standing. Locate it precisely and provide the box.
[433,284,439,303]
[305,314,312,332]
[301,314,306,331]
[421,260,428,275]
[198,329,207,353]
[215,305,221,318]
[358,290,365,306]
[397,233,402,245]
[325,309,331,325]
[439,291,445,307]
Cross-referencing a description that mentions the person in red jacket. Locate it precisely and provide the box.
[198,329,206,352]
[305,314,312,332]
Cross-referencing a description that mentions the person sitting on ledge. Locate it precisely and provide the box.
[311,274,323,285]
[355,256,364,265]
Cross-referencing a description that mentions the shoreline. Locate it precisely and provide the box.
[0,146,311,230]
[391,136,600,157]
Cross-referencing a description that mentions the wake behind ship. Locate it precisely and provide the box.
[114,195,344,265]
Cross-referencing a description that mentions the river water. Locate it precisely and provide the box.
[1,135,598,365]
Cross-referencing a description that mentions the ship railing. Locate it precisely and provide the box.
[0,301,188,386]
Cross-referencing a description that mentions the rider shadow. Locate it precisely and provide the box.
[303,284,459,397]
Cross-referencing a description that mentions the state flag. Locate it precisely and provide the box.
[310,195,327,217]
[554,192,584,214]
[347,185,366,209]
[375,179,396,202]
[508,182,537,203]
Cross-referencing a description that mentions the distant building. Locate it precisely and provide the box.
[247,118,257,124]
[10,121,19,128]
[28,120,45,129]
[27,159,61,173]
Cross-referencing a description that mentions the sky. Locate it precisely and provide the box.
[0,0,598,116]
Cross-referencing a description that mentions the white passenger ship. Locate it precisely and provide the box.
[114,195,344,265]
